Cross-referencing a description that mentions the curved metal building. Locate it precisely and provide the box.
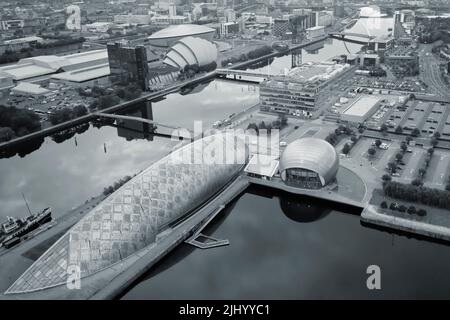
[279,138,338,188]
[6,134,248,295]
[147,24,215,48]
[163,36,217,70]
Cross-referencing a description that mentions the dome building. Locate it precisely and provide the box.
[279,138,339,189]
[163,36,217,70]
[147,24,216,48]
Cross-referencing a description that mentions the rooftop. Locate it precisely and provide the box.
[51,63,110,82]
[148,24,215,39]
[11,82,50,95]
[244,154,279,178]
[343,95,381,117]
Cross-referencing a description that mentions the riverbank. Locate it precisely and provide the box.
[362,204,450,242]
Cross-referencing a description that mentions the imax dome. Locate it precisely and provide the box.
[163,36,217,70]
[279,138,339,188]
[148,24,215,47]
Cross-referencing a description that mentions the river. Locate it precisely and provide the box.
[2,15,450,299]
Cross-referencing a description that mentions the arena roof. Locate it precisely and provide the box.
[163,36,217,69]
[279,138,339,186]
[6,133,248,295]
[148,24,215,40]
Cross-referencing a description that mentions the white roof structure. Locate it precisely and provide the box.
[0,50,109,81]
[244,154,279,178]
[51,63,110,82]
[0,63,56,80]
[11,82,51,95]
[164,36,217,69]
[342,96,381,117]
[148,24,215,47]
[3,36,44,45]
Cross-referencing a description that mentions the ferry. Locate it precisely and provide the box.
[0,207,52,248]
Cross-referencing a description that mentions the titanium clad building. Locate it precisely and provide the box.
[147,24,216,48]
[6,134,248,296]
[163,36,217,70]
[279,138,339,189]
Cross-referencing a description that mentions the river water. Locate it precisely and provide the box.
[2,16,450,299]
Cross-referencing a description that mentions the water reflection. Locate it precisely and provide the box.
[279,196,331,223]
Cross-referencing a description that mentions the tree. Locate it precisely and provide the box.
[375,139,382,147]
[387,161,397,173]
[380,124,388,135]
[342,143,351,155]
[398,205,407,212]
[368,147,376,156]
[382,174,392,182]
[400,142,407,153]
[417,209,427,217]
[412,178,423,186]
[406,136,412,143]
[407,206,416,214]
[97,94,120,110]
[418,167,426,177]
[395,125,403,134]
[380,201,388,209]
[395,152,403,162]
[73,105,88,117]
[390,203,397,210]
[0,127,15,142]
[411,128,420,137]
[431,138,438,147]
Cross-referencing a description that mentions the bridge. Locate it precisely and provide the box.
[328,31,376,45]
[95,112,195,140]
[216,69,274,82]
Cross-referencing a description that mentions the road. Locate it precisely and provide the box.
[419,44,450,99]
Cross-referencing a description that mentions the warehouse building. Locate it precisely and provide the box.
[340,95,382,124]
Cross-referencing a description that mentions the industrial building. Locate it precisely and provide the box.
[279,138,339,189]
[259,62,351,115]
[340,95,382,124]
[0,50,109,81]
[147,24,215,47]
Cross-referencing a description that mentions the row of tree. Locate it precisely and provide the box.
[382,181,450,210]
[246,114,288,135]
[325,124,355,146]
[103,175,133,196]
[380,201,427,217]
[49,105,88,125]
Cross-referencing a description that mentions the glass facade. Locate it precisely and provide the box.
[6,134,248,294]
[107,43,150,91]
